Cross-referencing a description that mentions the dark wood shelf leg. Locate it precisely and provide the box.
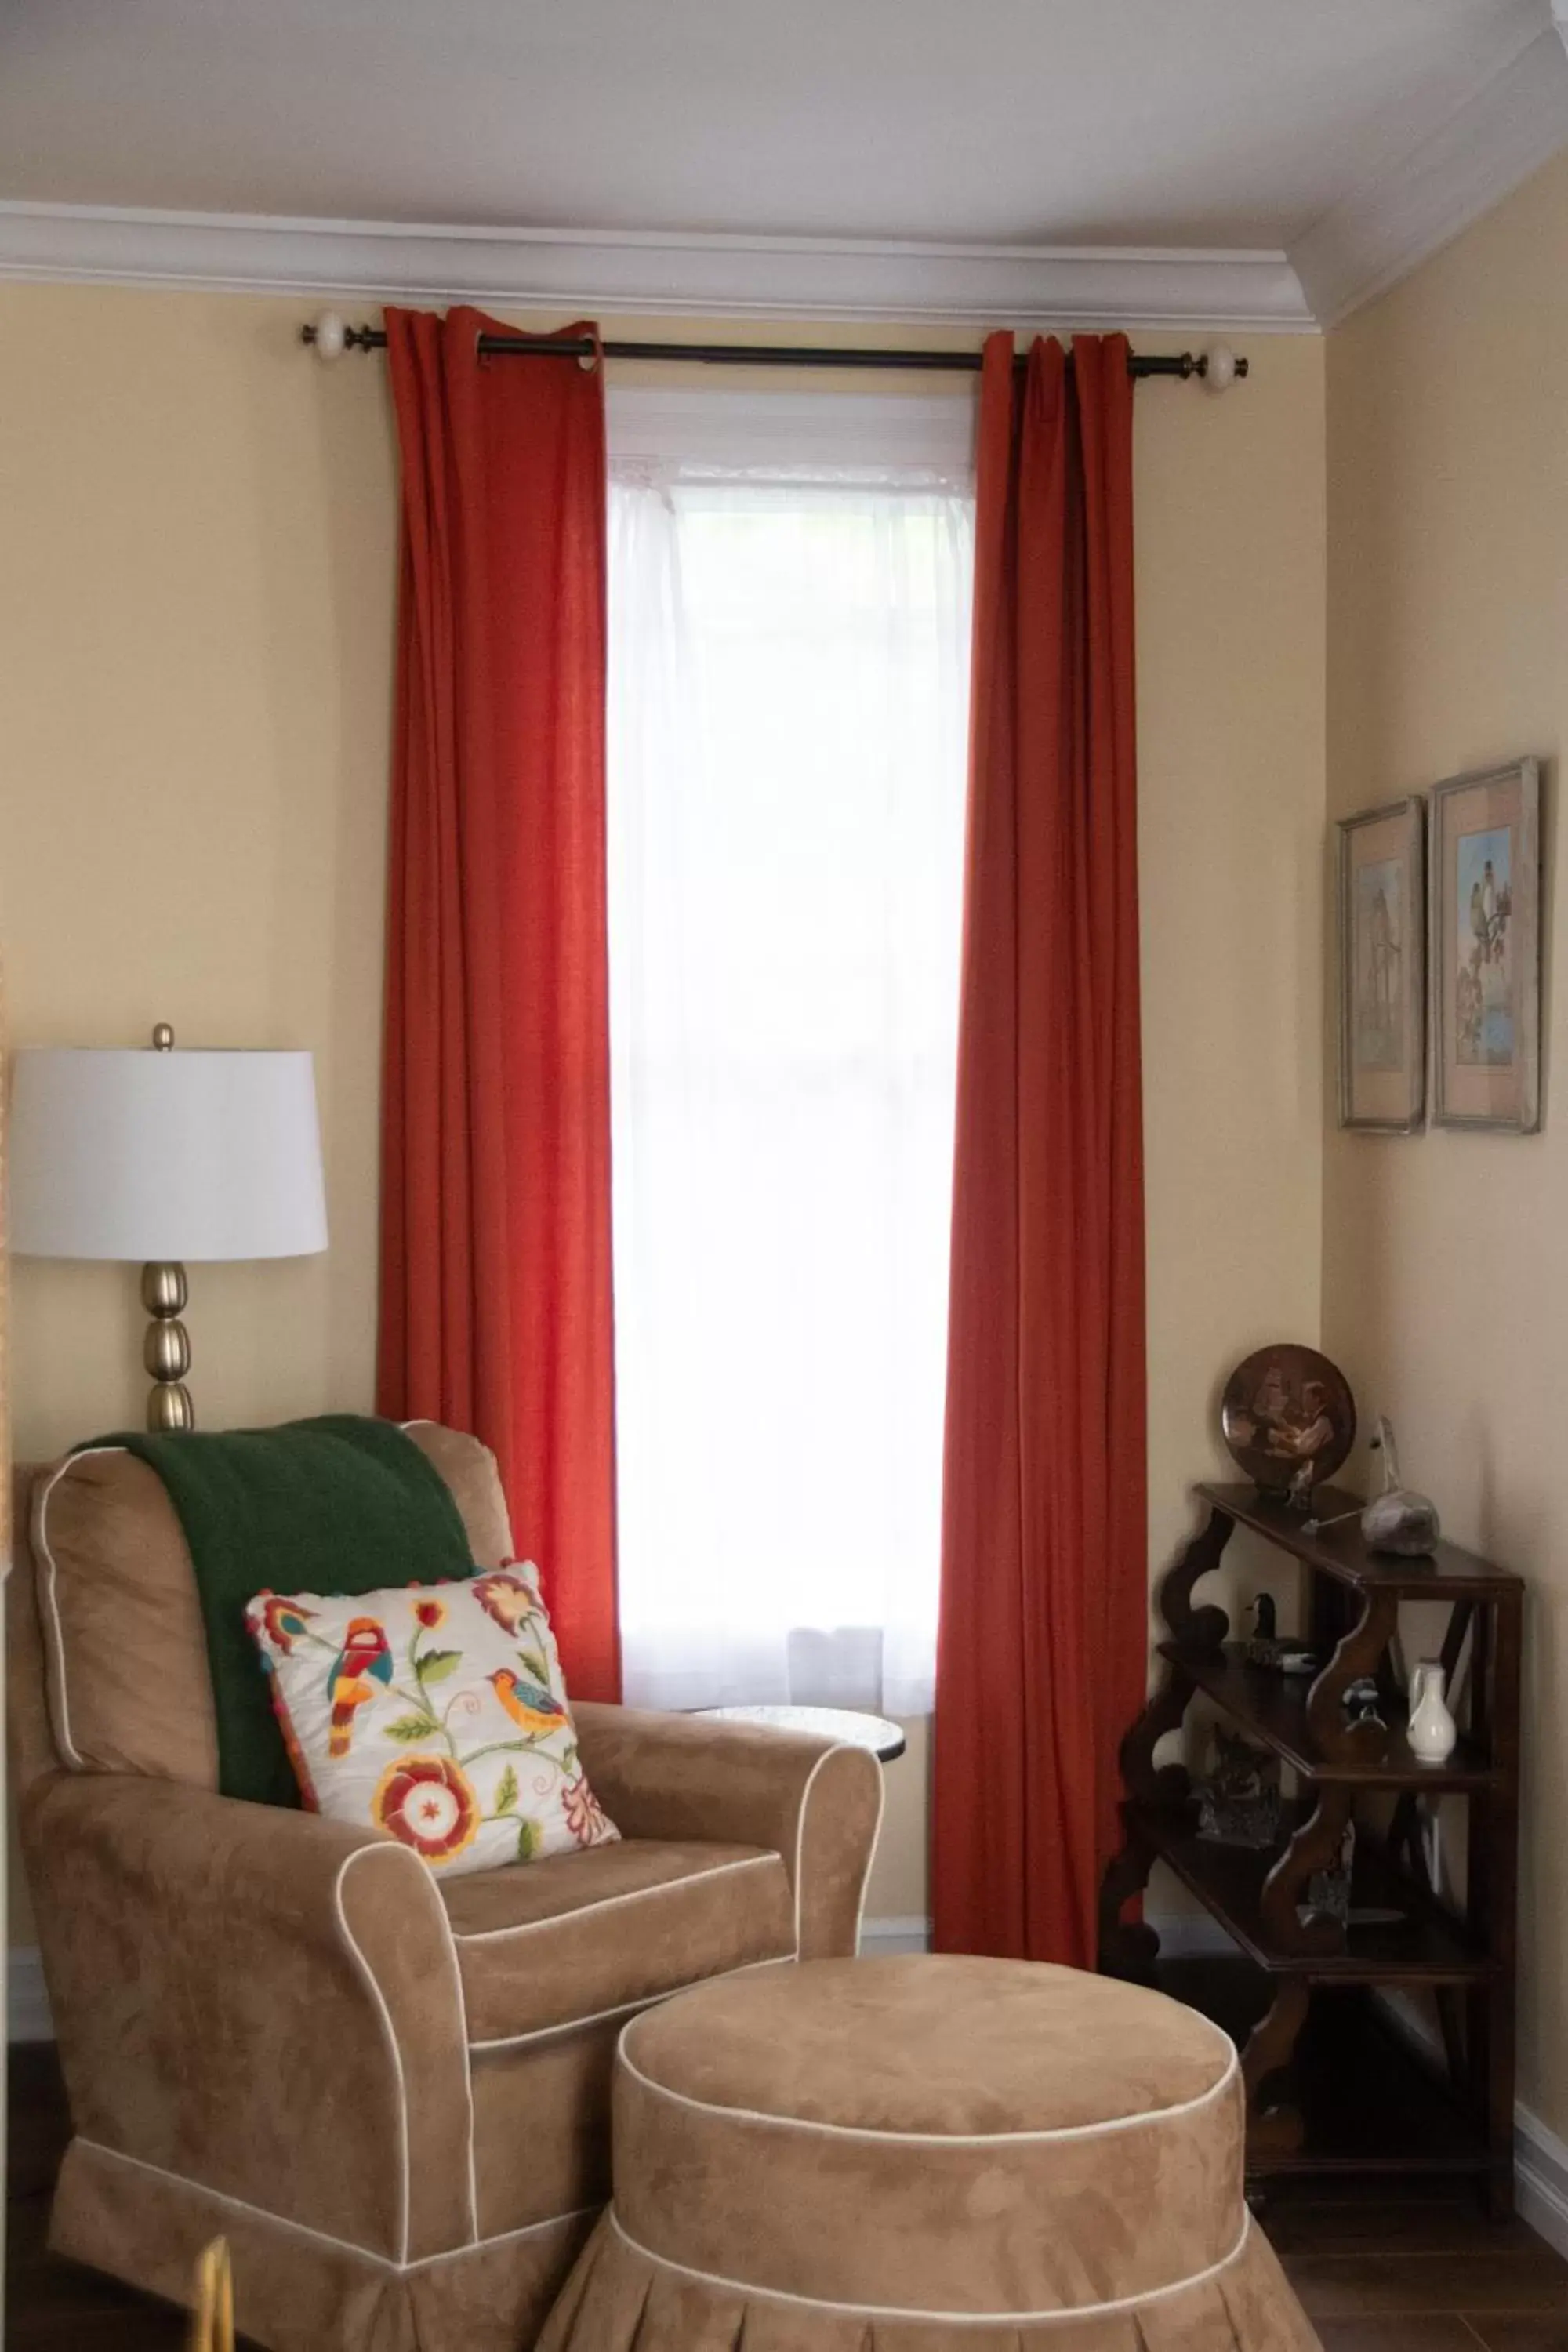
[1098,1654,1198,1980]
[1259,1784,1356,1958]
[1472,1594,1520,2221]
[1119,1653,1197,1809]
[1098,1806,1161,1983]
[1158,1504,1235,1650]
[1242,1978,1310,2155]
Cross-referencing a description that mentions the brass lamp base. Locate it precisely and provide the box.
[141,1021,194,1432]
[142,1261,194,1432]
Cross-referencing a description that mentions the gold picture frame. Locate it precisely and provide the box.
[1337,796,1425,1133]
[1428,759,1541,1134]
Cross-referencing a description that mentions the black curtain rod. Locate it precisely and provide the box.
[301,318,1247,384]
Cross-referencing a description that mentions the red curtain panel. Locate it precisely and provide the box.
[378,307,620,1701]
[933,332,1145,1965]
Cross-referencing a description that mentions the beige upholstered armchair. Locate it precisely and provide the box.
[7,1424,884,2352]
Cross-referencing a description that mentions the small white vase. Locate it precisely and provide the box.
[1407,1660,1457,1764]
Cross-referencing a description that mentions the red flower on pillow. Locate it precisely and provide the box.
[471,1568,539,1635]
[256,1592,316,1654]
[372,1755,480,1864]
[561,1770,613,1849]
[412,1595,447,1630]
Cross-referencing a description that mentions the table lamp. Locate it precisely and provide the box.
[8,1025,328,1431]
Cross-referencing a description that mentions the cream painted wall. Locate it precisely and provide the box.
[0,282,1325,1947]
[1323,149,1568,2141]
[2,286,400,1447]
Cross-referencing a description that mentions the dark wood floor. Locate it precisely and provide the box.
[9,2041,1568,2348]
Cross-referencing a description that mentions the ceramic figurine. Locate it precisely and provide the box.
[1408,1660,1458,1764]
[1360,1417,1440,1556]
[1243,1594,1319,1675]
[1342,1675,1386,1730]
[1243,1593,1279,1666]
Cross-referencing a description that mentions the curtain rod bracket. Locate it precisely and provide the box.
[299,310,1249,385]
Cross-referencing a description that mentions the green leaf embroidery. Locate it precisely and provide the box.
[516,1642,553,1690]
[494,1765,519,1817]
[384,1711,440,1741]
[415,1649,463,1686]
[517,1817,542,1862]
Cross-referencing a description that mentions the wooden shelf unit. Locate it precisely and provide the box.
[1098,1482,1523,2215]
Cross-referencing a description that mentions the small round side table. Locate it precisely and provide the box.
[692,1703,906,1762]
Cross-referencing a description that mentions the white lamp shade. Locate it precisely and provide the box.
[8,1047,328,1263]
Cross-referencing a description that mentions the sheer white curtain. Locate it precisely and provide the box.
[607,402,974,1717]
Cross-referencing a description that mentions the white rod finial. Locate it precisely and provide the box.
[309,310,347,362]
[1201,340,1239,395]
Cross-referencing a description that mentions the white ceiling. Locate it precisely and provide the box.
[2,0,1566,327]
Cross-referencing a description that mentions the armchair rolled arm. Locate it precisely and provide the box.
[572,1703,883,1958]
[21,1770,474,2263]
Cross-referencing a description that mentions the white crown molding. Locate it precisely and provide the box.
[11,10,1568,341]
[0,201,1315,332]
[1290,16,1568,328]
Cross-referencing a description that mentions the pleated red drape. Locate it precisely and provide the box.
[378,307,620,1701]
[933,332,1145,1965]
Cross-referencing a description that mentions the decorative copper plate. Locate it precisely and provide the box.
[1220,1344,1356,1506]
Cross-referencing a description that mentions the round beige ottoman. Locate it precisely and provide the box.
[539,1955,1322,2351]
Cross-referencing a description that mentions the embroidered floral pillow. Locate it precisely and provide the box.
[245,1564,619,1878]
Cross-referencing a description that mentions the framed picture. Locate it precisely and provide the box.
[1337,797,1425,1132]
[1429,758,1541,1133]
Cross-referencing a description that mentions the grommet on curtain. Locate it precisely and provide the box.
[578,328,604,373]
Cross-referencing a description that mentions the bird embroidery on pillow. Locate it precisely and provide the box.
[488,1666,569,1740]
[328,1617,393,1757]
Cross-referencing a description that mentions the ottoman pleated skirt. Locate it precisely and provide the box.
[537,1956,1322,2351]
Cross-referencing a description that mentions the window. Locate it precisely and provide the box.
[607,390,975,1716]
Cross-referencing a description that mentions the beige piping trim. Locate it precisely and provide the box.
[427,1861,481,2247]
[791,1743,857,1950]
[851,1748,887,1955]
[452,1850,779,1944]
[335,1842,486,2257]
[448,1935,481,2249]
[617,2034,1239,2145]
[608,2205,1254,2325]
[32,1446,129,1771]
[73,2138,595,2275]
[470,1952,795,2055]
[332,1846,414,2267]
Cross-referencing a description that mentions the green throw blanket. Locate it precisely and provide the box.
[90,1414,475,1808]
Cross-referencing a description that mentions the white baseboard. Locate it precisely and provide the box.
[1145,1912,1234,1960]
[1515,2107,1568,2259]
[8,1947,53,2043]
[1352,1987,1568,2260]
[858,1915,931,1955]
